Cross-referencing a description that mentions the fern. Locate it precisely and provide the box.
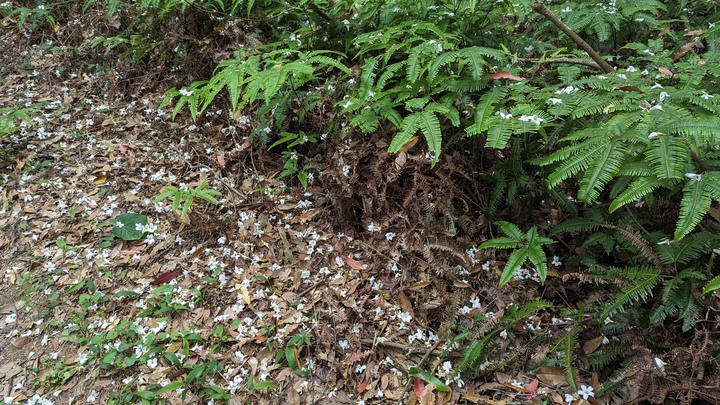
[645,135,687,180]
[675,179,713,240]
[598,267,661,319]
[553,330,579,390]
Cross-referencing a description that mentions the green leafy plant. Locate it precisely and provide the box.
[164,48,351,124]
[111,212,150,241]
[154,180,222,218]
[1,3,57,30]
[408,367,451,392]
[0,105,38,138]
[274,329,312,377]
[269,131,317,189]
[455,300,552,374]
[479,221,555,287]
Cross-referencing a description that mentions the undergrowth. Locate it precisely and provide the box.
[3,0,720,403]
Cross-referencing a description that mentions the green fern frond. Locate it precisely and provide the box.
[388,109,443,165]
[458,330,499,373]
[442,78,488,93]
[599,267,661,319]
[654,232,720,265]
[550,218,602,235]
[359,56,380,102]
[546,139,609,188]
[608,176,663,213]
[553,330,578,390]
[407,43,437,83]
[645,135,688,179]
[458,47,493,80]
[578,142,626,202]
[425,102,460,126]
[376,61,406,90]
[675,178,713,240]
[615,161,654,177]
[570,93,615,118]
[427,50,460,82]
[466,87,508,134]
[305,53,352,76]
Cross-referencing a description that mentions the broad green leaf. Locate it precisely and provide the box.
[112,213,149,241]
[252,380,278,390]
[156,381,185,395]
[408,367,451,392]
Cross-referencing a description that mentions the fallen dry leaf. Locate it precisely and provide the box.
[342,255,364,270]
[491,71,525,81]
[533,366,567,386]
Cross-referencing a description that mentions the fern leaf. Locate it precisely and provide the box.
[460,47,492,80]
[359,56,380,102]
[675,179,712,240]
[407,43,434,83]
[599,267,661,319]
[704,275,720,295]
[417,110,443,165]
[479,237,521,249]
[306,54,352,76]
[499,246,529,287]
[527,243,548,282]
[546,140,608,188]
[458,331,497,372]
[609,177,662,213]
[485,119,514,149]
[376,61,406,90]
[389,109,443,162]
[496,221,524,240]
[646,135,687,179]
[578,141,626,203]
[466,87,508,136]
[428,50,459,82]
[550,218,601,235]
[425,102,460,126]
[701,171,720,201]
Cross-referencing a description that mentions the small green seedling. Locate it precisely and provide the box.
[479,221,555,287]
[154,180,222,217]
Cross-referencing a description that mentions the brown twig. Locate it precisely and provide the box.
[396,339,442,405]
[531,3,614,73]
[523,57,603,71]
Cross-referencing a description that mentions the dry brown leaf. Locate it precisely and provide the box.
[418,383,435,405]
[399,136,419,153]
[491,71,525,81]
[239,284,252,305]
[583,335,605,355]
[342,255,364,270]
[657,66,676,77]
[345,350,371,364]
[408,281,431,291]
[398,291,415,319]
[533,366,567,386]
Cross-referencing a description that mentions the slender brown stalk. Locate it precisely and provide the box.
[531,3,615,73]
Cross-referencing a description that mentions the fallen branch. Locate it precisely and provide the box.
[523,57,603,71]
[531,3,614,73]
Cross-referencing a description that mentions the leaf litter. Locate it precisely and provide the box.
[0,6,715,405]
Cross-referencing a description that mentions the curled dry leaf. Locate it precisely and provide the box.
[491,71,525,81]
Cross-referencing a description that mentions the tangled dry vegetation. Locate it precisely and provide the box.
[0,2,719,405]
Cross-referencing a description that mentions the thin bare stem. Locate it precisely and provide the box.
[531,3,615,73]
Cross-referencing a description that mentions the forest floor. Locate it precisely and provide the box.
[0,7,717,405]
